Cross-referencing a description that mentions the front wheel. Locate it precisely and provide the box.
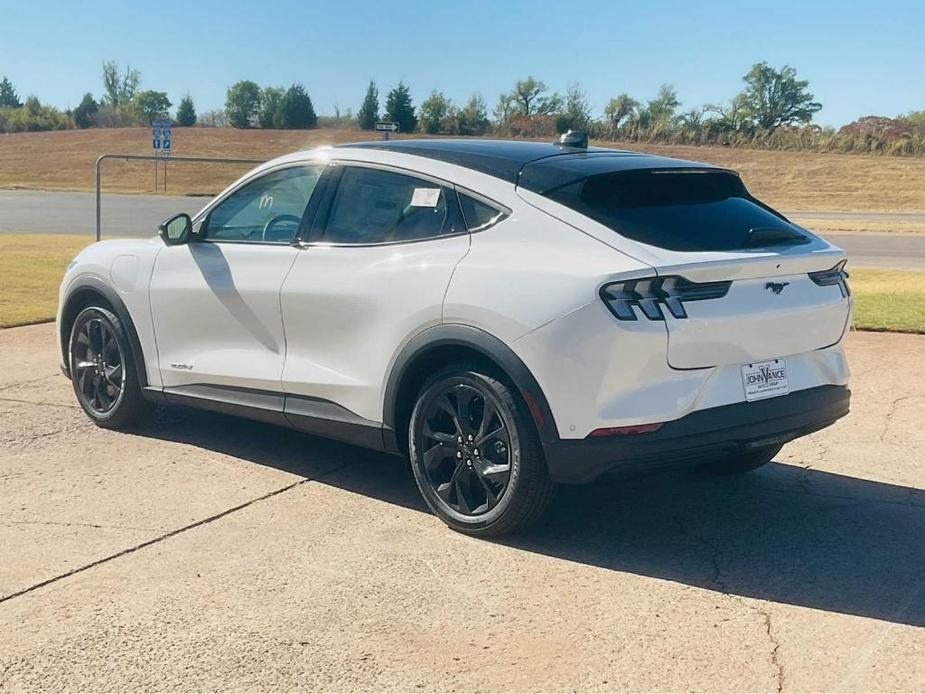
[408,366,555,537]
[69,306,153,430]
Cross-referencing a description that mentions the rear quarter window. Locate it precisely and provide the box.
[544,169,804,252]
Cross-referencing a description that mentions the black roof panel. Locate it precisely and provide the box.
[341,138,721,189]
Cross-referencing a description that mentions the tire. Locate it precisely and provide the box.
[408,364,555,537]
[68,306,154,430]
[698,444,783,475]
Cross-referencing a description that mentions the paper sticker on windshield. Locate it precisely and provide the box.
[410,188,441,208]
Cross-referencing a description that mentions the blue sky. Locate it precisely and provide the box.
[2,0,923,126]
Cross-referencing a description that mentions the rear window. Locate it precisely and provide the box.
[543,169,806,252]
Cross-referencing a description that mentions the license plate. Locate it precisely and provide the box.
[742,359,789,401]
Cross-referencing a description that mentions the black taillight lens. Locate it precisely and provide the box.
[600,276,731,321]
[809,260,850,297]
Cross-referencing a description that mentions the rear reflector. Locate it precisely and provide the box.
[588,422,664,437]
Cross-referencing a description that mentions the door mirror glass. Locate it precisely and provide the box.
[158,213,192,245]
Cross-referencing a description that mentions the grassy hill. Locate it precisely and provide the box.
[1,127,924,213]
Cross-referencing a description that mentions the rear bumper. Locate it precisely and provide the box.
[543,384,850,484]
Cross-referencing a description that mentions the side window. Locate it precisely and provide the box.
[203,165,323,243]
[320,167,465,244]
[458,193,507,232]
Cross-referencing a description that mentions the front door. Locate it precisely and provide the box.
[150,164,325,392]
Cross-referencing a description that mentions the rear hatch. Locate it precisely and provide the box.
[521,159,851,369]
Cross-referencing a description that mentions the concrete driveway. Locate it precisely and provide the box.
[0,324,923,691]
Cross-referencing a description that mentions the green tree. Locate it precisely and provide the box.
[72,93,99,128]
[493,92,517,126]
[259,86,285,128]
[705,93,750,132]
[456,94,490,135]
[357,80,379,130]
[511,76,561,116]
[225,80,261,128]
[0,77,21,108]
[556,83,592,133]
[739,62,821,132]
[133,90,171,123]
[384,81,416,133]
[276,84,317,129]
[643,84,680,126]
[101,61,140,109]
[175,94,196,126]
[603,93,639,129]
[419,90,452,134]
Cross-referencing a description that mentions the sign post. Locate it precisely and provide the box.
[151,119,173,191]
[374,121,399,140]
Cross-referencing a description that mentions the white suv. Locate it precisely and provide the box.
[58,138,852,536]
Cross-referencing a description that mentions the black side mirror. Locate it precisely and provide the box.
[158,213,192,246]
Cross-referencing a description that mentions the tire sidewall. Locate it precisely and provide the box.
[409,370,524,531]
[69,306,133,425]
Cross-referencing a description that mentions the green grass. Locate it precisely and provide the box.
[0,234,922,334]
[849,269,925,333]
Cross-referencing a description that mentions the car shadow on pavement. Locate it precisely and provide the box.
[137,407,925,628]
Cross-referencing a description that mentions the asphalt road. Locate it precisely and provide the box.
[0,189,210,238]
[1,324,923,690]
[1,189,924,269]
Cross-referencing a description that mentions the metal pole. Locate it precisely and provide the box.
[154,159,158,192]
[164,158,167,192]
[95,156,103,242]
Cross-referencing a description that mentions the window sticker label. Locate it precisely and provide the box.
[410,188,441,208]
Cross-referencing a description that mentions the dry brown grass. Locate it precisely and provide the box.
[1,128,924,212]
[788,218,925,235]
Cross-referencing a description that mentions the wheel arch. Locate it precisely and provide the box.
[60,276,149,388]
[382,324,559,454]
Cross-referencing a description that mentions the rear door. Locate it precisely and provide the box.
[279,163,471,423]
[532,166,851,369]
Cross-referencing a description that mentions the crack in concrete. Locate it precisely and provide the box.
[0,374,60,392]
[756,483,925,510]
[879,395,924,442]
[673,514,787,691]
[754,606,784,692]
[673,514,729,594]
[2,520,158,533]
[0,462,349,606]
[0,395,79,410]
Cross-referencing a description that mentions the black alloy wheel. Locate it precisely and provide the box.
[418,382,513,516]
[72,315,125,415]
[408,366,555,537]
[68,306,153,429]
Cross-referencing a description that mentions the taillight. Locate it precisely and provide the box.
[599,276,731,321]
[808,260,850,297]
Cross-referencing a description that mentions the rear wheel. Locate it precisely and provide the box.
[408,365,554,537]
[699,444,783,475]
[69,306,153,429]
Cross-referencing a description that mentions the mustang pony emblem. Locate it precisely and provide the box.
[765,282,789,295]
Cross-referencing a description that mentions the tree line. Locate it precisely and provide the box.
[2,61,923,157]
